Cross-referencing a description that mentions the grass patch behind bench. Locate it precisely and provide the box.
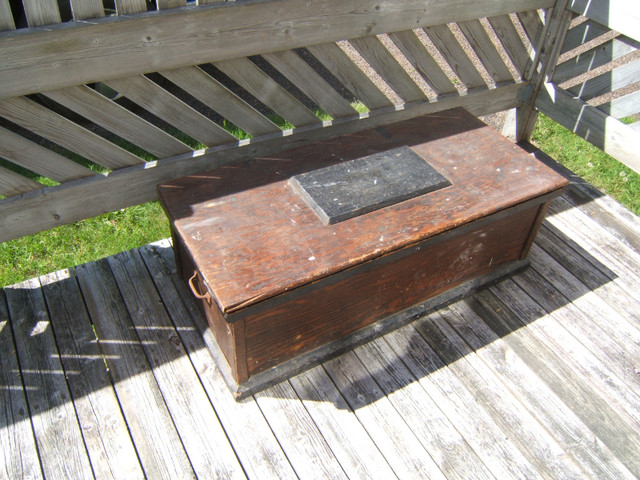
[2,114,639,287]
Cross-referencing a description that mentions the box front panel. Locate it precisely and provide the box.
[242,204,542,375]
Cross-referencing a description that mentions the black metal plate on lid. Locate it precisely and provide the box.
[289,146,451,225]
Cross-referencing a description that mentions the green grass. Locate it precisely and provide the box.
[1,113,639,287]
[530,114,640,216]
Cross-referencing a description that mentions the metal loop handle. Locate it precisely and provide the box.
[188,270,212,305]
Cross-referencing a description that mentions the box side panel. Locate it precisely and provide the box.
[173,234,248,383]
[243,205,540,375]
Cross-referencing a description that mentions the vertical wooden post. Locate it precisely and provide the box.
[503,0,572,142]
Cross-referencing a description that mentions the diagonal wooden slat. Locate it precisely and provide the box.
[0,165,42,197]
[0,126,93,182]
[458,19,515,85]
[306,42,393,110]
[43,85,192,158]
[69,0,104,20]
[0,0,15,31]
[349,35,427,103]
[517,10,545,48]
[597,89,640,120]
[487,15,531,78]
[388,30,458,98]
[115,0,147,15]
[568,58,640,101]
[21,0,61,27]
[553,36,639,84]
[157,0,187,9]
[214,57,322,127]
[105,75,237,147]
[423,24,487,90]
[162,66,281,137]
[561,19,608,55]
[0,97,144,170]
[262,50,358,119]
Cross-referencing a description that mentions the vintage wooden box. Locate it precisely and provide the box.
[158,108,567,398]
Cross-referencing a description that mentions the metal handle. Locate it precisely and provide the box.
[188,270,212,305]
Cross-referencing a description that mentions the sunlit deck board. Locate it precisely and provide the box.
[2,158,640,479]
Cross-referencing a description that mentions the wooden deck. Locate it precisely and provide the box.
[2,151,640,480]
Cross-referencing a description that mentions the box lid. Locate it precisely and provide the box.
[158,108,567,315]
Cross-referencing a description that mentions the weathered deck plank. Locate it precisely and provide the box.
[3,184,640,479]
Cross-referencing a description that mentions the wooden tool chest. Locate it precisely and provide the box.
[158,108,568,398]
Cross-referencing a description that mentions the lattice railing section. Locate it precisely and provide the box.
[534,0,640,174]
[0,0,549,241]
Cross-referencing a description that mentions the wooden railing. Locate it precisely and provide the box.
[3,0,635,243]
[513,0,640,174]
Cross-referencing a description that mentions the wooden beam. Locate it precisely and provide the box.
[569,0,640,44]
[0,83,523,242]
[535,82,640,175]
[0,0,553,100]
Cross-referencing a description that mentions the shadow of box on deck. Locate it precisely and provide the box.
[158,108,567,399]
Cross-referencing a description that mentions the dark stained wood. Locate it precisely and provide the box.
[243,205,540,375]
[158,108,567,315]
[158,108,567,388]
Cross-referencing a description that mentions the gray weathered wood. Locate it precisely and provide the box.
[383,325,542,480]
[69,0,105,20]
[157,0,186,9]
[0,96,144,169]
[40,269,144,480]
[417,312,590,480]
[597,89,640,119]
[323,350,449,479]
[349,35,427,103]
[553,36,640,84]
[0,0,15,31]
[561,18,609,55]
[0,82,523,242]
[0,290,43,480]
[459,19,514,85]
[306,42,394,109]
[161,66,281,137]
[105,75,237,146]
[0,165,42,197]
[21,0,60,27]
[262,49,358,118]
[479,283,640,477]
[107,249,246,479]
[568,58,640,101]
[569,0,640,44]
[44,85,192,157]
[441,299,638,480]
[0,0,553,100]
[353,338,495,480]
[517,9,544,48]
[423,24,486,90]
[0,126,94,182]
[4,278,93,480]
[115,0,147,15]
[288,365,399,480]
[254,381,351,479]
[75,259,196,479]
[387,30,458,97]
[139,241,299,480]
[487,15,531,78]
[536,82,640,174]
[214,57,322,127]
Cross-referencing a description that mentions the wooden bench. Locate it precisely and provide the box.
[2,0,637,245]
